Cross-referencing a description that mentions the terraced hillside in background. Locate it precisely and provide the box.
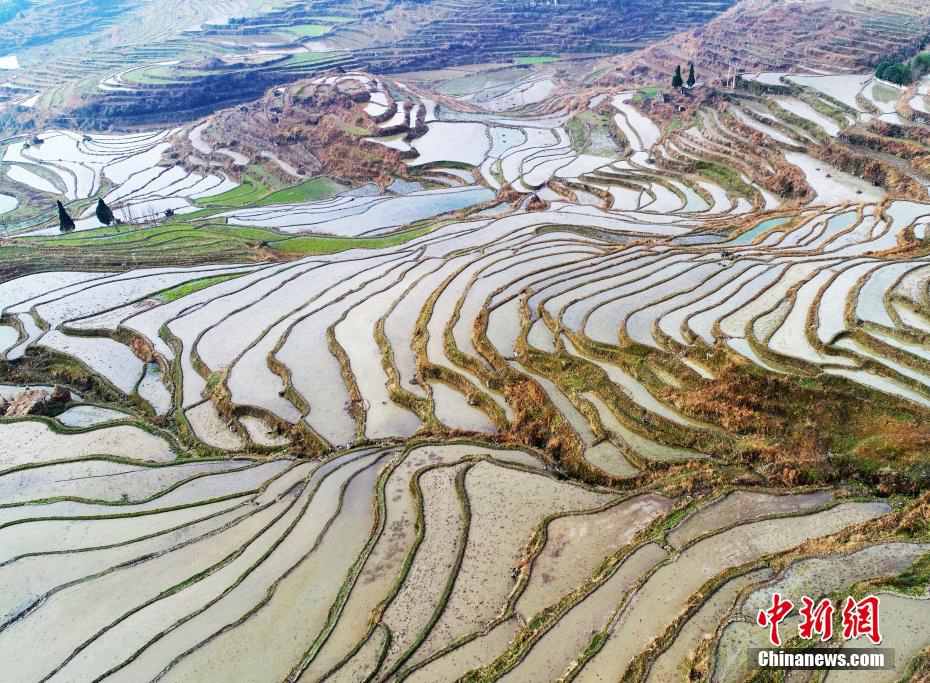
[597,0,930,87]
[0,0,743,131]
[7,0,930,134]
[4,61,930,681]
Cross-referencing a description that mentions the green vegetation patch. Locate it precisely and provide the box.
[305,15,353,23]
[123,63,215,86]
[876,59,913,86]
[693,160,755,200]
[4,218,438,278]
[272,224,434,255]
[875,50,930,86]
[155,274,245,303]
[514,56,559,65]
[865,552,930,595]
[255,177,344,206]
[196,170,341,210]
[799,93,851,128]
[3,223,271,277]
[196,176,271,209]
[565,110,617,156]
[24,223,217,247]
[285,52,341,66]
[285,24,333,38]
[633,86,659,102]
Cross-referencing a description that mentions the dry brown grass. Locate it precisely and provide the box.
[851,414,930,466]
[666,362,787,436]
[663,359,930,489]
[177,79,408,188]
[500,377,585,475]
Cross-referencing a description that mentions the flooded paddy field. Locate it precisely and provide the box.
[5,33,930,683]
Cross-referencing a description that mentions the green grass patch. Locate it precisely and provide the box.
[514,56,559,65]
[123,66,178,85]
[285,52,340,66]
[195,177,270,209]
[666,116,687,132]
[566,112,592,154]
[123,63,216,85]
[868,552,930,595]
[565,110,620,156]
[799,93,850,128]
[24,223,197,247]
[306,15,353,23]
[12,222,284,253]
[196,173,343,210]
[659,504,695,534]
[632,86,660,103]
[196,163,331,208]
[255,177,343,206]
[767,101,831,144]
[156,274,244,303]
[285,24,332,38]
[216,225,290,242]
[4,209,436,276]
[870,82,901,104]
[693,160,755,199]
[173,207,223,222]
[272,224,434,255]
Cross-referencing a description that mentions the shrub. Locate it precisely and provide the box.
[877,60,913,85]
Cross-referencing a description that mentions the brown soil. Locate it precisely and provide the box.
[172,77,408,188]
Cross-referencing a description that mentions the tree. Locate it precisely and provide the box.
[875,60,893,80]
[876,57,914,85]
[687,62,696,88]
[95,197,115,226]
[57,201,75,233]
[882,62,913,85]
[913,52,930,77]
[672,65,683,89]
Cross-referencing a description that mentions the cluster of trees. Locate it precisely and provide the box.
[875,52,930,86]
[56,198,116,233]
[876,60,913,86]
[672,62,696,90]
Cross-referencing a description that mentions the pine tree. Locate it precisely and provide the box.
[672,65,684,89]
[95,197,115,226]
[57,200,75,233]
[687,62,696,88]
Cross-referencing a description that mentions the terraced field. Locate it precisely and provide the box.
[600,0,930,87]
[0,0,745,132]
[0,128,236,231]
[5,18,930,683]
